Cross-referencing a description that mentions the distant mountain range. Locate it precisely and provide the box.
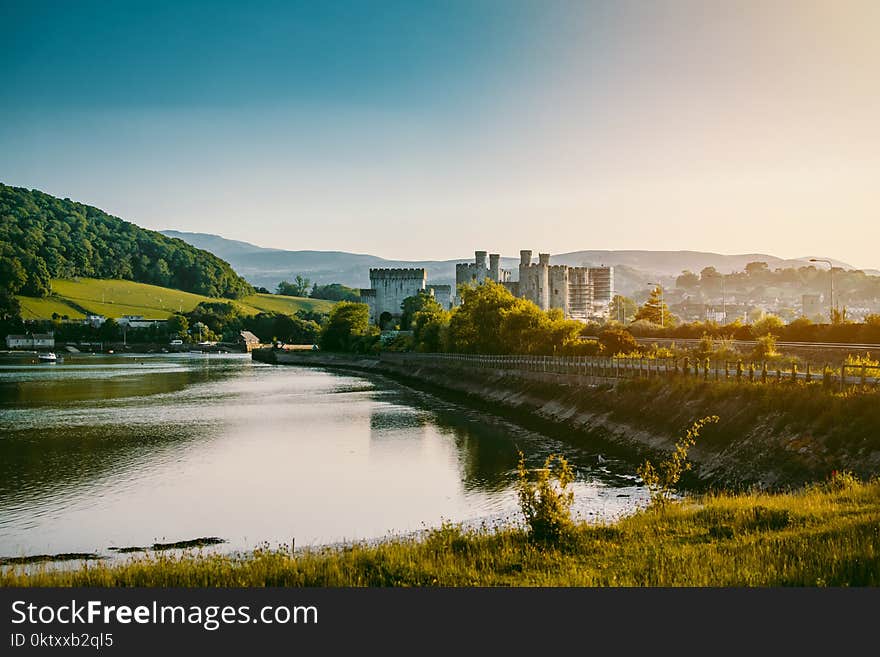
[161,230,876,296]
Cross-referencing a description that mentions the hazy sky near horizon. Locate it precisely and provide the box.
[2,1,878,268]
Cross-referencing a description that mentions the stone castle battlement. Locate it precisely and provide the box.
[368,268,427,279]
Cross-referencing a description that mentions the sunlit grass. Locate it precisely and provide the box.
[14,279,333,320]
[5,478,878,587]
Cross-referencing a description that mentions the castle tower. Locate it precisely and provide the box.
[489,254,501,282]
[367,268,427,325]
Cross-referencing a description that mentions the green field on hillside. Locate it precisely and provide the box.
[16,279,333,320]
[16,296,86,320]
[241,293,334,315]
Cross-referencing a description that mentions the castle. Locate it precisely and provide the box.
[359,250,613,325]
[359,269,453,326]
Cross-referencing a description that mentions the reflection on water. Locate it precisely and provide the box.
[0,354,648,559]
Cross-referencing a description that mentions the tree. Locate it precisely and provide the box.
[412,305,449,352]
[276,275,311,297]
[0,183,253,299]
[99,318,120,341]
[745,261,770,278]
[309,283,359,302]
[608,294,637,323]
[751,314,784,337]
[598,327,639,355]
[700,266,723,295]
[634,287,676,327]
[676,270,700,291]
[400,292,443,331]
[319,301,371,351]
[168,314,189,340]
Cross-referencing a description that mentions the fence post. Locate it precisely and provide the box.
[683,356,689,377]
[823,364,831,388]
[703,358,709,380]
[748,363,755,382]
[862,364,868,386]
[805,363,812,383]
[791,363,798,383]
[761,361,767,383]
[736,360,743,383]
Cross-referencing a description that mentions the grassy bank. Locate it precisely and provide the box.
[5,478,878,586]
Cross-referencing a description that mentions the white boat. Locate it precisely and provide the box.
[38,352,58,362]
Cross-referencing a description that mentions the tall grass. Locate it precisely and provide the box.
[5,478,878,587]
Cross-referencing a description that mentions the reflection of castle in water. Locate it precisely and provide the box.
[359,250,613,325]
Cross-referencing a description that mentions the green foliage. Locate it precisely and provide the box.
[598,327,639,355]
[276,275,311,297]
[638,416,719,507]
[608,294,637,322]
[516,451,575,543]
[751,315,784,336]
[309,282,359,302]
[319,301,372,351]
[0,183,253,298]
[246,312,322,345]
[447,281,585,355]
[412,305,450,352]
[844,353,879,367]
[634,286,677,327]
[167,314,189,340]
[751,334,779,360]
[400,291,442,331]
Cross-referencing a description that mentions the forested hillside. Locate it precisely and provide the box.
[0,184,253,299]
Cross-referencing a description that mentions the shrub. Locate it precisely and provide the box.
[638,416,719,506]
[516,451,575,543]
[752,334,779,360]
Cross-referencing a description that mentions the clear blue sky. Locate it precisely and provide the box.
[2,1,878,268]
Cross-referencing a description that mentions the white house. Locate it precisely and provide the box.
[5,333,55,350]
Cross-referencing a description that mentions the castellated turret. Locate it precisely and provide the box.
[360,268,426,325]
[489,254,501,282]
[513,249,613,320]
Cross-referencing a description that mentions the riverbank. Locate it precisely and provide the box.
[253,350,880,487]
[5,477,878,586]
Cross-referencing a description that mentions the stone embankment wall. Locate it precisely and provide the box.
[252,349,880,488]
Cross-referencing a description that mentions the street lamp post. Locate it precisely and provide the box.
[649,282,664,327]
[809,258,834,323]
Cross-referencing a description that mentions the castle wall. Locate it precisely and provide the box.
[426,284,453,311]
[369,268,426,323]
[548,265,569,315]
[519,262,549,311]
[359,288,378,324]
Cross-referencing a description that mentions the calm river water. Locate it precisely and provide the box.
[0,353,647,560]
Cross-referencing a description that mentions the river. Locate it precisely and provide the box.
[0,353,647,561]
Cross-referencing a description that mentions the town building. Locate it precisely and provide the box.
[117,315,168,330]
[5,333,55,350]
[238,330,261,352]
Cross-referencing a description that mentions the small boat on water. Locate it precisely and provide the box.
[38,352,58,362]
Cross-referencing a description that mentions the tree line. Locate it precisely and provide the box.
[0,183,253,301]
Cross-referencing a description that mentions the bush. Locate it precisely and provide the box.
[516,451,575,543]
[598,327,639,355]
[638,416,719,507]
